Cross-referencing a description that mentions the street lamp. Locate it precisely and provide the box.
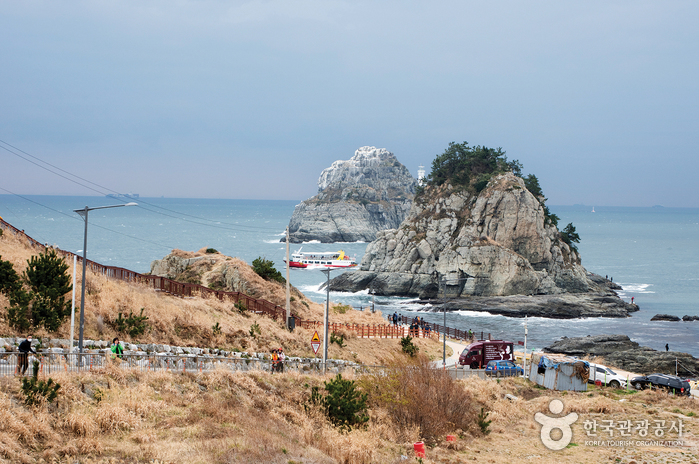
[441,275,470,369]
[74,202,137,354]
[320,268,335,375]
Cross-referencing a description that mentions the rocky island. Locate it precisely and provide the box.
[284,146,417,243]
[329,142,637,318]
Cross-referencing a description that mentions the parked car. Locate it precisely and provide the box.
[630,374,691,396]
[588,364,628,388]
[485,360,524,377]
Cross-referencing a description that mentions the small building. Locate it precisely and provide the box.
[528,353,589,391]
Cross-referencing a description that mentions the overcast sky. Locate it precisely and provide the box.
[1,1,697,207]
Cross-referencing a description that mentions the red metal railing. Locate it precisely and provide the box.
[0,219,483,342]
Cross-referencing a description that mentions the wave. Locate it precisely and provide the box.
[619,283,655,294]
[263,239,282,244]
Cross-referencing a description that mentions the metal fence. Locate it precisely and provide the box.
[0,351,378,377]
[1,218,494,346]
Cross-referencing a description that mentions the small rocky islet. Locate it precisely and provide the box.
[318,143,637,319]
[284,146,417,243]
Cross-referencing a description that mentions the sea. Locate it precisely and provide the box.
[1,195,698,356]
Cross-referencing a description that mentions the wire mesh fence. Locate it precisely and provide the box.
[0,351,380,377]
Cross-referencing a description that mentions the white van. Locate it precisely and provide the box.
[589,364,628,388]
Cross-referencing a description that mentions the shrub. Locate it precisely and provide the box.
[330,332,345,348]
[332,304,350,314]
[205,248,218,254]
[212,322,222,336]
[251,257,285,284]
[309,374,368,431]
[113,308,149,338]
[234,301,248,315]
[477,407,492,435]
[359,355,478,442]
[21,360,61,406]
[249,323,261,338]
[400,336,419,357]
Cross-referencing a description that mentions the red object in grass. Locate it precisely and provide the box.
[414,442,425,457]
[446,435,456,442]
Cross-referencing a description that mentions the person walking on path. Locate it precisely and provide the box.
[17,335,36,376]
[110,337,124,359]
[392,312,398,326]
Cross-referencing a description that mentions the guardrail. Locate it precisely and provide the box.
[0,219,293,324]
[0,351,378,377]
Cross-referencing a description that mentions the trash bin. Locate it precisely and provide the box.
[413,442,425,457]
[287,317,295,331]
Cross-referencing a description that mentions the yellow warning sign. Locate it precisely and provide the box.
[311,331,321,354]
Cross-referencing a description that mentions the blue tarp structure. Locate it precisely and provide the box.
[528,353,589,391]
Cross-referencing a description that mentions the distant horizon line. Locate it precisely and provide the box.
[0,193,696,209]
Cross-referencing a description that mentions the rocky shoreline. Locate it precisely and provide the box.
[544,334,699,376]
[419,292,639,319]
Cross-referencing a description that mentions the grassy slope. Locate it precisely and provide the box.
[0,226,444,364]
[2,225,698,463]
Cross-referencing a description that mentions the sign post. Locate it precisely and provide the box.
[311,331,321,355]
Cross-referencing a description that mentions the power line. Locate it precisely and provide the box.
[0,186,173,250]
[0,139,285,232]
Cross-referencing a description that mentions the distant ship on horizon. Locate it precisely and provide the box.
[106,193,139,200]
[591,206,595,213]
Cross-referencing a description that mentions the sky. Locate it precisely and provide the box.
[1,1,698,207]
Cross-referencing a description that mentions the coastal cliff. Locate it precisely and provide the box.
[285,146,417,243]
[329,143,636,318]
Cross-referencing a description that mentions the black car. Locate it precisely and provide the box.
[630,374,691,396]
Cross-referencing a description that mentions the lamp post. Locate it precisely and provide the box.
[74,202,136,354]
[320,268,335,375]
[441,275,470,369]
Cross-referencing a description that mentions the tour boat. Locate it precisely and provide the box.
[285,248,358,269]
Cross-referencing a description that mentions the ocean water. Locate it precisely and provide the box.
[1,195,697,356]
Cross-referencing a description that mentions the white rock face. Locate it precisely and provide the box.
[287,146,417,243]
[331,173,595,298]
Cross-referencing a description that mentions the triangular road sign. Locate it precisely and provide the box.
[311,331,321,354]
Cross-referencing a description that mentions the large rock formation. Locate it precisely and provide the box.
[285,146,417,243]
[330,172,637,317]
[544,334,699,376]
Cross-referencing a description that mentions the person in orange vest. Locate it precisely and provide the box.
[271,349,279,373]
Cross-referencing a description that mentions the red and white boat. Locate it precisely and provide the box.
[285,248,357,269]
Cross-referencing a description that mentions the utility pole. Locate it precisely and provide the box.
[285,227,290,329]
[523,314,528,377]
[321,269,333,375]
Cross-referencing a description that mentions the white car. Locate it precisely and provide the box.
[589,364,628,388]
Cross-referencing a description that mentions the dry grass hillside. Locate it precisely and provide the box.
[0,224,442,364]
[0,359,697,464]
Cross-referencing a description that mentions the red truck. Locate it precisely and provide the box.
[458,340,514,369]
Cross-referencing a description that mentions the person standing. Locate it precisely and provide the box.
[111,337,124,359]
[666,344,669,352]
[278,348,285,373]
[17,335,36,376]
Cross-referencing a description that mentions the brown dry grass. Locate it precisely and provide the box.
[0,366,697,464]
[0,225,427,364]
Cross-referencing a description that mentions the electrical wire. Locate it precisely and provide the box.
[0,186,173,250]
[0,139,286,232]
